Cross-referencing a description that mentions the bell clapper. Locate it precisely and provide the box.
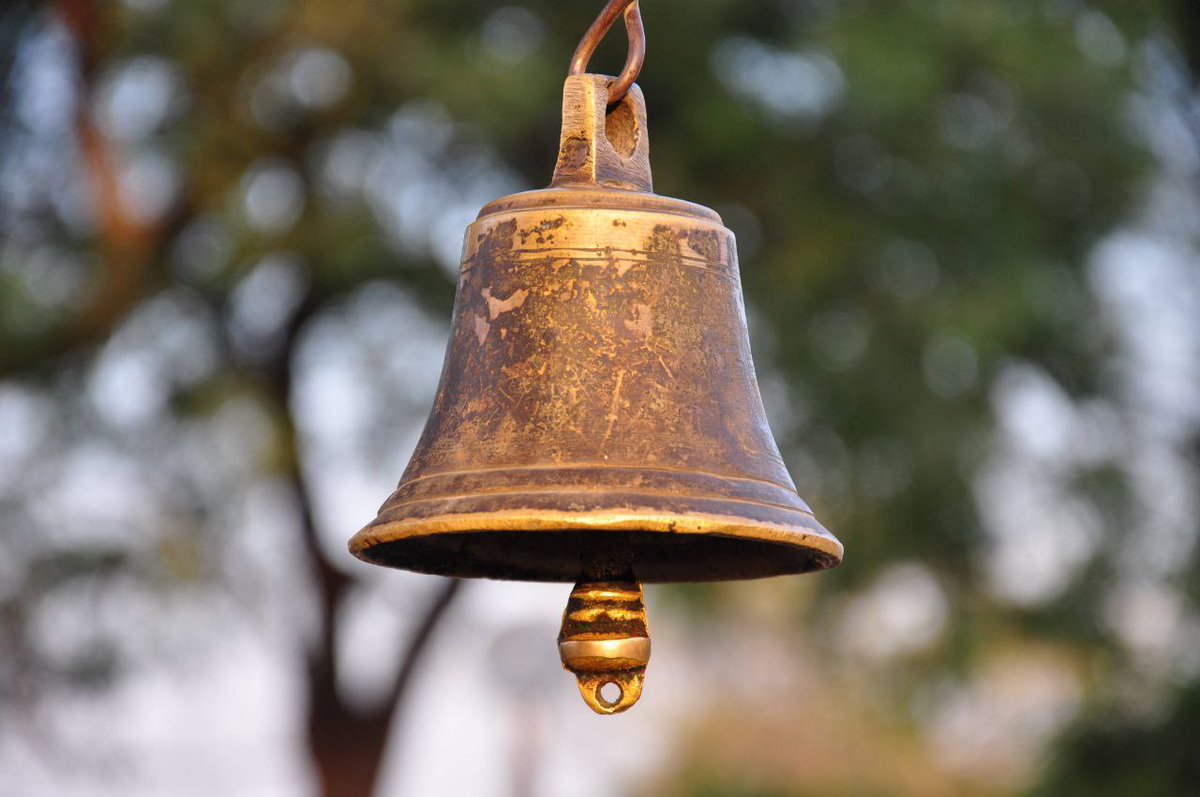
[557,580,651,714]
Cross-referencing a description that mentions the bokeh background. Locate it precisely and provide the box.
[2,1,1198,795]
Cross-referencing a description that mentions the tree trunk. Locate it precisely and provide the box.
[304,579,463,797]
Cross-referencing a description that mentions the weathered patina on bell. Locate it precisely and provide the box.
[350,0,842,714]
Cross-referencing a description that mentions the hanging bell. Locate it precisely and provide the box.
[350,0,842,714]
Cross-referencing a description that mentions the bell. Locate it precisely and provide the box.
[350,0,842,714]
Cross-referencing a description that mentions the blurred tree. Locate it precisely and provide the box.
[1029,680,1200,797]
[0,1,1196,796]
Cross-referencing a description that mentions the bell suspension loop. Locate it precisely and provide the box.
[569,0,645,106]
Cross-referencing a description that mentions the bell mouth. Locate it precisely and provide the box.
[349,510,842,583]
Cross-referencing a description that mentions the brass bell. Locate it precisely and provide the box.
[350,0,842,714]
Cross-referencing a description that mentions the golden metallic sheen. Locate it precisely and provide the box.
[558,581,650,714]
[350,73,842,713]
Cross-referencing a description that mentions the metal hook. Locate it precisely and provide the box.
[569,0,645,106]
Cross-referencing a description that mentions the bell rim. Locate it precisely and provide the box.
[348,507,843,583]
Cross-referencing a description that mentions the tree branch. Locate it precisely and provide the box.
[263,284,464,796]
[381,577,463,721]
[265,291,351,679]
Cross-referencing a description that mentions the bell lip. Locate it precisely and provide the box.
[348,508,843,583]
[475,187,723,225]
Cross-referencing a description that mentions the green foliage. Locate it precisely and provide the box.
[1030,683,1200,797]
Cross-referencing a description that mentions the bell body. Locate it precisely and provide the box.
[350,75,842,583]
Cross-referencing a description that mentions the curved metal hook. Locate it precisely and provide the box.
[569,0,645,106]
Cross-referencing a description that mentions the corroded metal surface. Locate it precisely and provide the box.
[350,73,843,713]
[351,75,842,583]
[557,580,650,714]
